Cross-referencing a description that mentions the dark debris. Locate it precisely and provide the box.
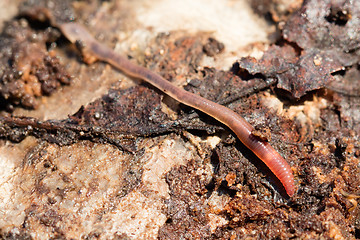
[213,195,292,239]
[142,32,206,82]
[283,0,360,53]
[70,86,171,135]
[238,0,360,99]
[239,44,348,99]
[0,18,70,110]
[186,67,272,106]
[0,86,168,152]
[203,37,225,57]
[158,159,212,239]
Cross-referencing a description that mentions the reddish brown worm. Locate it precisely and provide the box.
[59,23,296,197]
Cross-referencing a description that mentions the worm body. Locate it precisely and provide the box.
[60,23,295,197]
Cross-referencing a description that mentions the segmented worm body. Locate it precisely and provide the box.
[59,23,295,197]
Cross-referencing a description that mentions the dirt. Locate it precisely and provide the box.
[0,19,70,110]
[0,0,359,239]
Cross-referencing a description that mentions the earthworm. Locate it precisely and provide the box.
[59,22,296,197]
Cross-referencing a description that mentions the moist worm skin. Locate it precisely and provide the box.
[60,23,296,197]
